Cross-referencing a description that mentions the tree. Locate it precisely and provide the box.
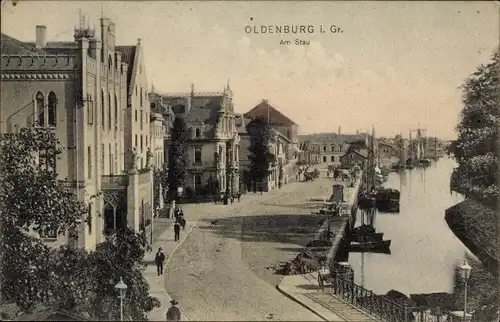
[448,51,499,207]
[0,127,160,319]
[167,117,189,200]
[0,127,86,312]
[246,116,276,192]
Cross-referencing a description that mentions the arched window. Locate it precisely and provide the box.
[114,95,118,128]
[36,92,44,126]
[151,102,156,109]
[101,90,105,129]
[48,92,57,127]
[194,147,202,163]
[108,55,112,70]
[140,87,143,107]
[108,92,112,130]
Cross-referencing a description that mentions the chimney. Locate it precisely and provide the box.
[35,25,47,48]
[338,126,341,135]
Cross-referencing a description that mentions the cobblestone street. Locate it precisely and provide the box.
[165,177,335,321]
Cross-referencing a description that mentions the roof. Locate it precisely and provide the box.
[115,45,136,86]
[234,115,252,135]
[184,97,223,138]
[1,33,46,55]
[244,100,296,126]
[341,149,368,160]
[378,141,397,149]
[299,133,367,144]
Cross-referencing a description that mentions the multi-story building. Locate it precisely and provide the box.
[150,84,240,198]
[243,99,299,145]
[0,16,159,249]
[235,115,297,191]
[298,131,367,166]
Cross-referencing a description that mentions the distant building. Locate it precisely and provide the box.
[0,17,162,249]
[298,132,368,165]
[235,115,297,192]
[340,148,368,168]
[151,84,240,197]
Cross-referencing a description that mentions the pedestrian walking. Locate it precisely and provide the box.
[180,215,186,230]
[174,221,181,242]
[155,247,166,276]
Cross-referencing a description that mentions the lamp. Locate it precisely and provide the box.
[458,259,472,321]
[114,277,128,321]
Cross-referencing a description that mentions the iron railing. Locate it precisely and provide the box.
[330,277,455,322]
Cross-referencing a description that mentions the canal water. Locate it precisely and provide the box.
[349,157,469,296]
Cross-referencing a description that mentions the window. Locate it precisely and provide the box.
[135,134,138,147]
[101,144,105,174]
[88,146,92,179]
[87,204,92,234]
[194,174,202,188]
[331,156,335,162]
[120,64,123,74]
[195,128,201,138]
[135,86,137,96]
[140,87,143,107]
[100,50,104,63]
[151,102,156,109]
[331,145,335,152]
[145,135,148,147]
[115,144,118,174]
[194,147,202,164]
[87,94,94,125]
[140,135,143,152]
[48,92,57,127]
[101,90,105,129]
[114,95,118,128]
[140,111,143,130]
[108,54,112,70]
[36,92,44,126]
[39,147,56,172]
[323,156,327,163]
[323,146,327,152]
[135,110,138,122]
[108,92,112,130]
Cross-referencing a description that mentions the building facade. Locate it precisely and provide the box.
[235,114,298,192]
[150,84,240,198]
[298,132,368,166]
[0,17,159,249]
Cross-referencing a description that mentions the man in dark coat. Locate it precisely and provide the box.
[155,247,166,276]
[166,299,181,321]
[174,221,181,242]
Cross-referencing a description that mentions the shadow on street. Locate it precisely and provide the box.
[198,214,325,247]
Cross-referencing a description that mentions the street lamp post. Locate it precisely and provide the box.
[458,259,472,321]
[115,277,128,321]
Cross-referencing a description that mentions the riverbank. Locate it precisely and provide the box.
[444,199,499,320]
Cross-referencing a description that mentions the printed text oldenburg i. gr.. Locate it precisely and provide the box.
[244,25,343,34]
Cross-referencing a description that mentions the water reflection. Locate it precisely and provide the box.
[349,157,467,296]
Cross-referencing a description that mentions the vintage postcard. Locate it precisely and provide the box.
[0,0,498,321]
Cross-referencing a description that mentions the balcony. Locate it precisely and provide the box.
[188,161,214,170]
[102,175,128,189]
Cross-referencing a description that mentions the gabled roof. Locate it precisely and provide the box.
[244,100,296,126]
[341,149,368,160]
[185,97,223,138]
[234,114,252,135]
[1,33,46,55]
[115,45,136,86]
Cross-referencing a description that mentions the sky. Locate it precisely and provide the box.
[1,1,498,140]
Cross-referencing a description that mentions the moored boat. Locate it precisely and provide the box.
[347,239,391,252]
[351,232,384,243]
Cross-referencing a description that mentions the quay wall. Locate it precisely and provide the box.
[325,174,363,270]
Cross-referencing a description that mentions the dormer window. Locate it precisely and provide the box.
[195,128,201,138]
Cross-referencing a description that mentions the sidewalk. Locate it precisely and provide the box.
[144,219,197,321]
[277,272,379,321]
